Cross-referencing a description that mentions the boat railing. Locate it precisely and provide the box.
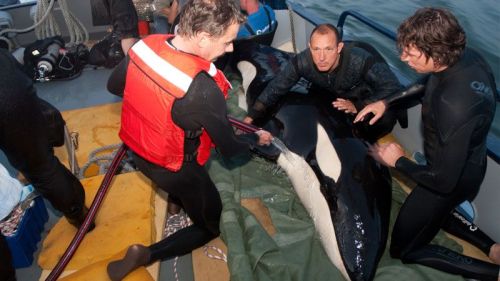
[291,3,500,164]
[335,9,500,163]
[337,10,396,42]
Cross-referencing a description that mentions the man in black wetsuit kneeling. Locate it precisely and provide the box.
[355,7,500,281]
[0,48,93,281]
[243,23,404,143]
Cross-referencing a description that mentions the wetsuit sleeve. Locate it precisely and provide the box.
[395,123,476,194]
[107,56,129,97]
[384,75,429,109]
[248,54,302,120]
[394,88,483,194]
[177,73,257,158]
[108,0,139,39]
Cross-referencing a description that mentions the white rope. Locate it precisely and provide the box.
[202,245,227,262]
[34,0,60,40]
[0,0,56,50]
[163,213,193,281]
[173,256,180,281]
[35,0,88,45]
[57,0,89,45]
[0,0,88,50]
[78,144,135,179]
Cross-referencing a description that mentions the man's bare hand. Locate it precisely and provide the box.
[255,130,273,146]
[354,100,387,125]
[332,98,357,114]
[243,116,253,124]
[367,142,405,167]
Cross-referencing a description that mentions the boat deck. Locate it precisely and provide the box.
[5,42,495,281]
[11,66,196,281]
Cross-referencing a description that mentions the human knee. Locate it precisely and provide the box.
[389,243,404,260]
[489,244,500,265]
[204,218,221,238]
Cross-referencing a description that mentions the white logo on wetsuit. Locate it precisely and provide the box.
[470,80,493,96]
[452,212,478,232]
[255,23,273,35]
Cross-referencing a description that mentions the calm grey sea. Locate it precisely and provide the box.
[293,0,500,82]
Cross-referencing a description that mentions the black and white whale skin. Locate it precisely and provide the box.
[234,43,392,281]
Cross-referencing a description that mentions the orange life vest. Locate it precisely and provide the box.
[119,34,231,171]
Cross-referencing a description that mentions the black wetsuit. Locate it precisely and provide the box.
[248,43,403,142]
[0,48,86,278]
[388,49,499,280]
[0,234,15,281]
[91,0,138,39]
[108,57,258,261]
[0,49,86,218]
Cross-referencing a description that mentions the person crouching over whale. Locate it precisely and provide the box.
[105,0,273,280]
[243,23,404,143]
[355,7,500,281]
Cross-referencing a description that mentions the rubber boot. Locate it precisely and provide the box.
[66,205,95,232]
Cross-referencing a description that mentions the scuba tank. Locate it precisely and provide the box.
[22,36,88,82]
[35,38,64,81]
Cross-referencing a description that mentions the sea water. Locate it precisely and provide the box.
[290,0,500,135]
[291,0,500,82]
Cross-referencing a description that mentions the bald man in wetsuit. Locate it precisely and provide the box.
[355,7,500,281]
[244,23,404,143]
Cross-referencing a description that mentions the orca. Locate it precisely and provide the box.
[233,42,392,281]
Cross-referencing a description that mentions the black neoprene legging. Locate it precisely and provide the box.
[0,94,85,220]
[0,234,15,281]
[391,184,499,280]
[131,153,222,262]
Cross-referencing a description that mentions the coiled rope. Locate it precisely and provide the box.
[0,0,56,50]
[164,212,228,281]
[34,0,88,45]
[0,0,88,50]
[78,143,136,179]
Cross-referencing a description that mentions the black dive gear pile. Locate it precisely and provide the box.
[23,36,88,82]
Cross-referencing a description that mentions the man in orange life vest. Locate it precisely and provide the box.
[105,0,273,279]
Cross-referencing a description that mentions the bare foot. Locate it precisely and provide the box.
[107,244,150,281]
[489,243,500,265]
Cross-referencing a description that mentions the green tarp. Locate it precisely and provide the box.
[206,84,466,281]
